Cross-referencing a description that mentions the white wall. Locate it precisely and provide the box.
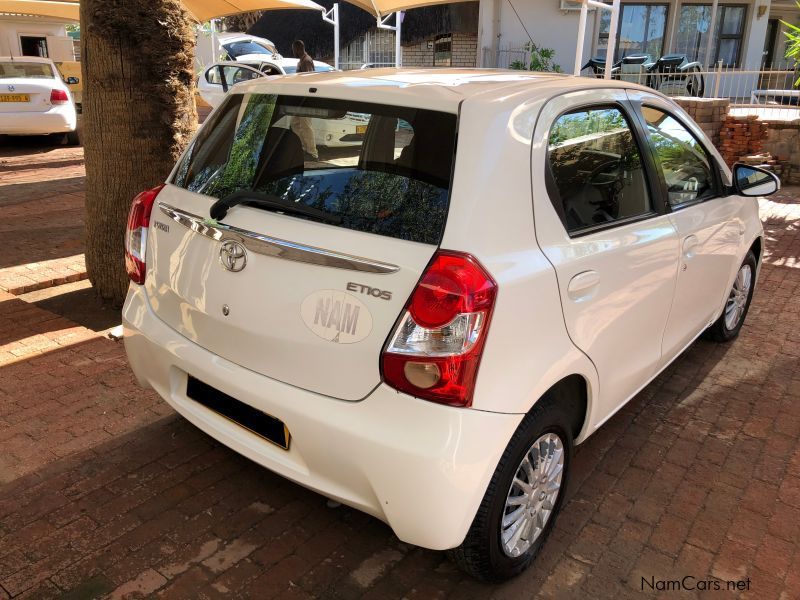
[0,17,73,61]
[478,0,594,72]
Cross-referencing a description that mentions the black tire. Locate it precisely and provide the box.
[448,400,574,582]
[705,250,757,343]
[66,129,80,146]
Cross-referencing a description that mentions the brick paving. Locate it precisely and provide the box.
[0,140,799,598]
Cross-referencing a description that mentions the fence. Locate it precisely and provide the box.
[339,29,397,71]
[580,62,800,121]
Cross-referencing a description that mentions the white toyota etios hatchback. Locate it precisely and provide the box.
[122,69,775,581]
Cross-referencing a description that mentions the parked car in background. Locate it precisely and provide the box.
[197,59,358,149]
[0,56,78,144]
[122,69,772,582]
[217,32,281,62]
[198,59,335,107]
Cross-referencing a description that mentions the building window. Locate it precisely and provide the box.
[674,4,747,67]
[597,4,669,61]
[434,34,452,67]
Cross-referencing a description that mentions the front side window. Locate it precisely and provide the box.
[547,106,652,234]
[642,107,717,206]
[174,94,457,245]
[206,66,261,86]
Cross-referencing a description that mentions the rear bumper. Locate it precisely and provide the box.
[122,284,522,550]
[0,106,76,135]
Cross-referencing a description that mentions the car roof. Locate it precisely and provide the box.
[233,67,642,113]
[217,32,274,44]
[0,56,55,64]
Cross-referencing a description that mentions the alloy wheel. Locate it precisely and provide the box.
[724,263,752,331]
[500,433,564,558]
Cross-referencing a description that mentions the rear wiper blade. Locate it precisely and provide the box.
[209,191,341,224]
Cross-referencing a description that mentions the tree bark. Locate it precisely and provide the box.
[81,0,197,306]
[221,10,264,33]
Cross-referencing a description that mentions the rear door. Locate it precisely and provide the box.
[532,89,680,423]
[198,63,263,108]
[147,91,458,401]
[627,90,744,362]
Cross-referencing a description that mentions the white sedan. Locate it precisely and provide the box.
[0,56,78,143]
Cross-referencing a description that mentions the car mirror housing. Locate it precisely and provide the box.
[733,163,780,197]
[66,76,79,85]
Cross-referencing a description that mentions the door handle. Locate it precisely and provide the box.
[567,270,600,302]
[682,235,699,260]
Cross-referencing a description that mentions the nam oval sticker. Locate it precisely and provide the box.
[300,290,373,344]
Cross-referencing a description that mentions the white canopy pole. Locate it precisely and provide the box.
[604,0,620,79]
[377,10,402,68]
[321,2,340,69]
[574,0,589,75]
[704,0,719,67]
[574,0,619,78]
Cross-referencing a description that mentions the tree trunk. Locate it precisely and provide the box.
[221,10,264,33]
[81,0,197,307]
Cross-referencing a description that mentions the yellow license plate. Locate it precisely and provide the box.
[356,125,367,134]
[0,94,29,102]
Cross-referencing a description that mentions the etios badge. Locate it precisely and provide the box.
[300,290,373,344]
[219,240,247,272]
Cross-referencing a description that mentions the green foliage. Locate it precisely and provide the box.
[509,42,562,73]
[781,3,800,87]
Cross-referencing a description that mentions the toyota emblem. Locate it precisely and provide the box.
[219,240,247,272]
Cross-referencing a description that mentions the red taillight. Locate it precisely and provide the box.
[381,251,497,407]
[50,88,69,104]
[125,185,165,285]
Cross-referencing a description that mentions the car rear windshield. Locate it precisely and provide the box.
[223,40,277,58]
[173,93,458,245]
[282,64,334,74]
[0,62,53,79]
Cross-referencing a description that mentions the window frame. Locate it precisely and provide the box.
[714,5,747,67]
[597,3,671,62]
[544,100,667,238]
[634,102,724,211]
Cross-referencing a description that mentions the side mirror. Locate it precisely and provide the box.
[66,76,79,85]
[733,163,780,197]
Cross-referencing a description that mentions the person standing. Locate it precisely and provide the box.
[290,39,318,161]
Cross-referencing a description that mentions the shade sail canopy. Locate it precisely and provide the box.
[345,0,474,17]
[182,0,324,21]
[0,0,79,21]
[0,0,477,23]
[0,0,325,23]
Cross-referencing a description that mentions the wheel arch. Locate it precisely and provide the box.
[530,374,591,443]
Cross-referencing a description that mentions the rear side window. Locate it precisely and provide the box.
[641,107,717,206]
[174,93,457,245]
[547,106,651,234]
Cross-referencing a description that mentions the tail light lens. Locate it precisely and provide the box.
[50,89,69,104]
[381,251,497,407]
[125,185,165,285]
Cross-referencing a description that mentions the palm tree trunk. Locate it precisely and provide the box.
[81,0,197,306]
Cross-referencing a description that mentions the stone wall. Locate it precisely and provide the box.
[673,98,730,147]
[763,122,800,184]
[402,32,478,68]
[673,97,800,185]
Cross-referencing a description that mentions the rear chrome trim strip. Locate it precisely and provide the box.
[158,202,400,274]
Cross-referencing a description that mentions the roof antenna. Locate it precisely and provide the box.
[506,0,534,46]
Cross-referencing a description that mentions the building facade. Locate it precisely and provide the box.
[478,0,800,73]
